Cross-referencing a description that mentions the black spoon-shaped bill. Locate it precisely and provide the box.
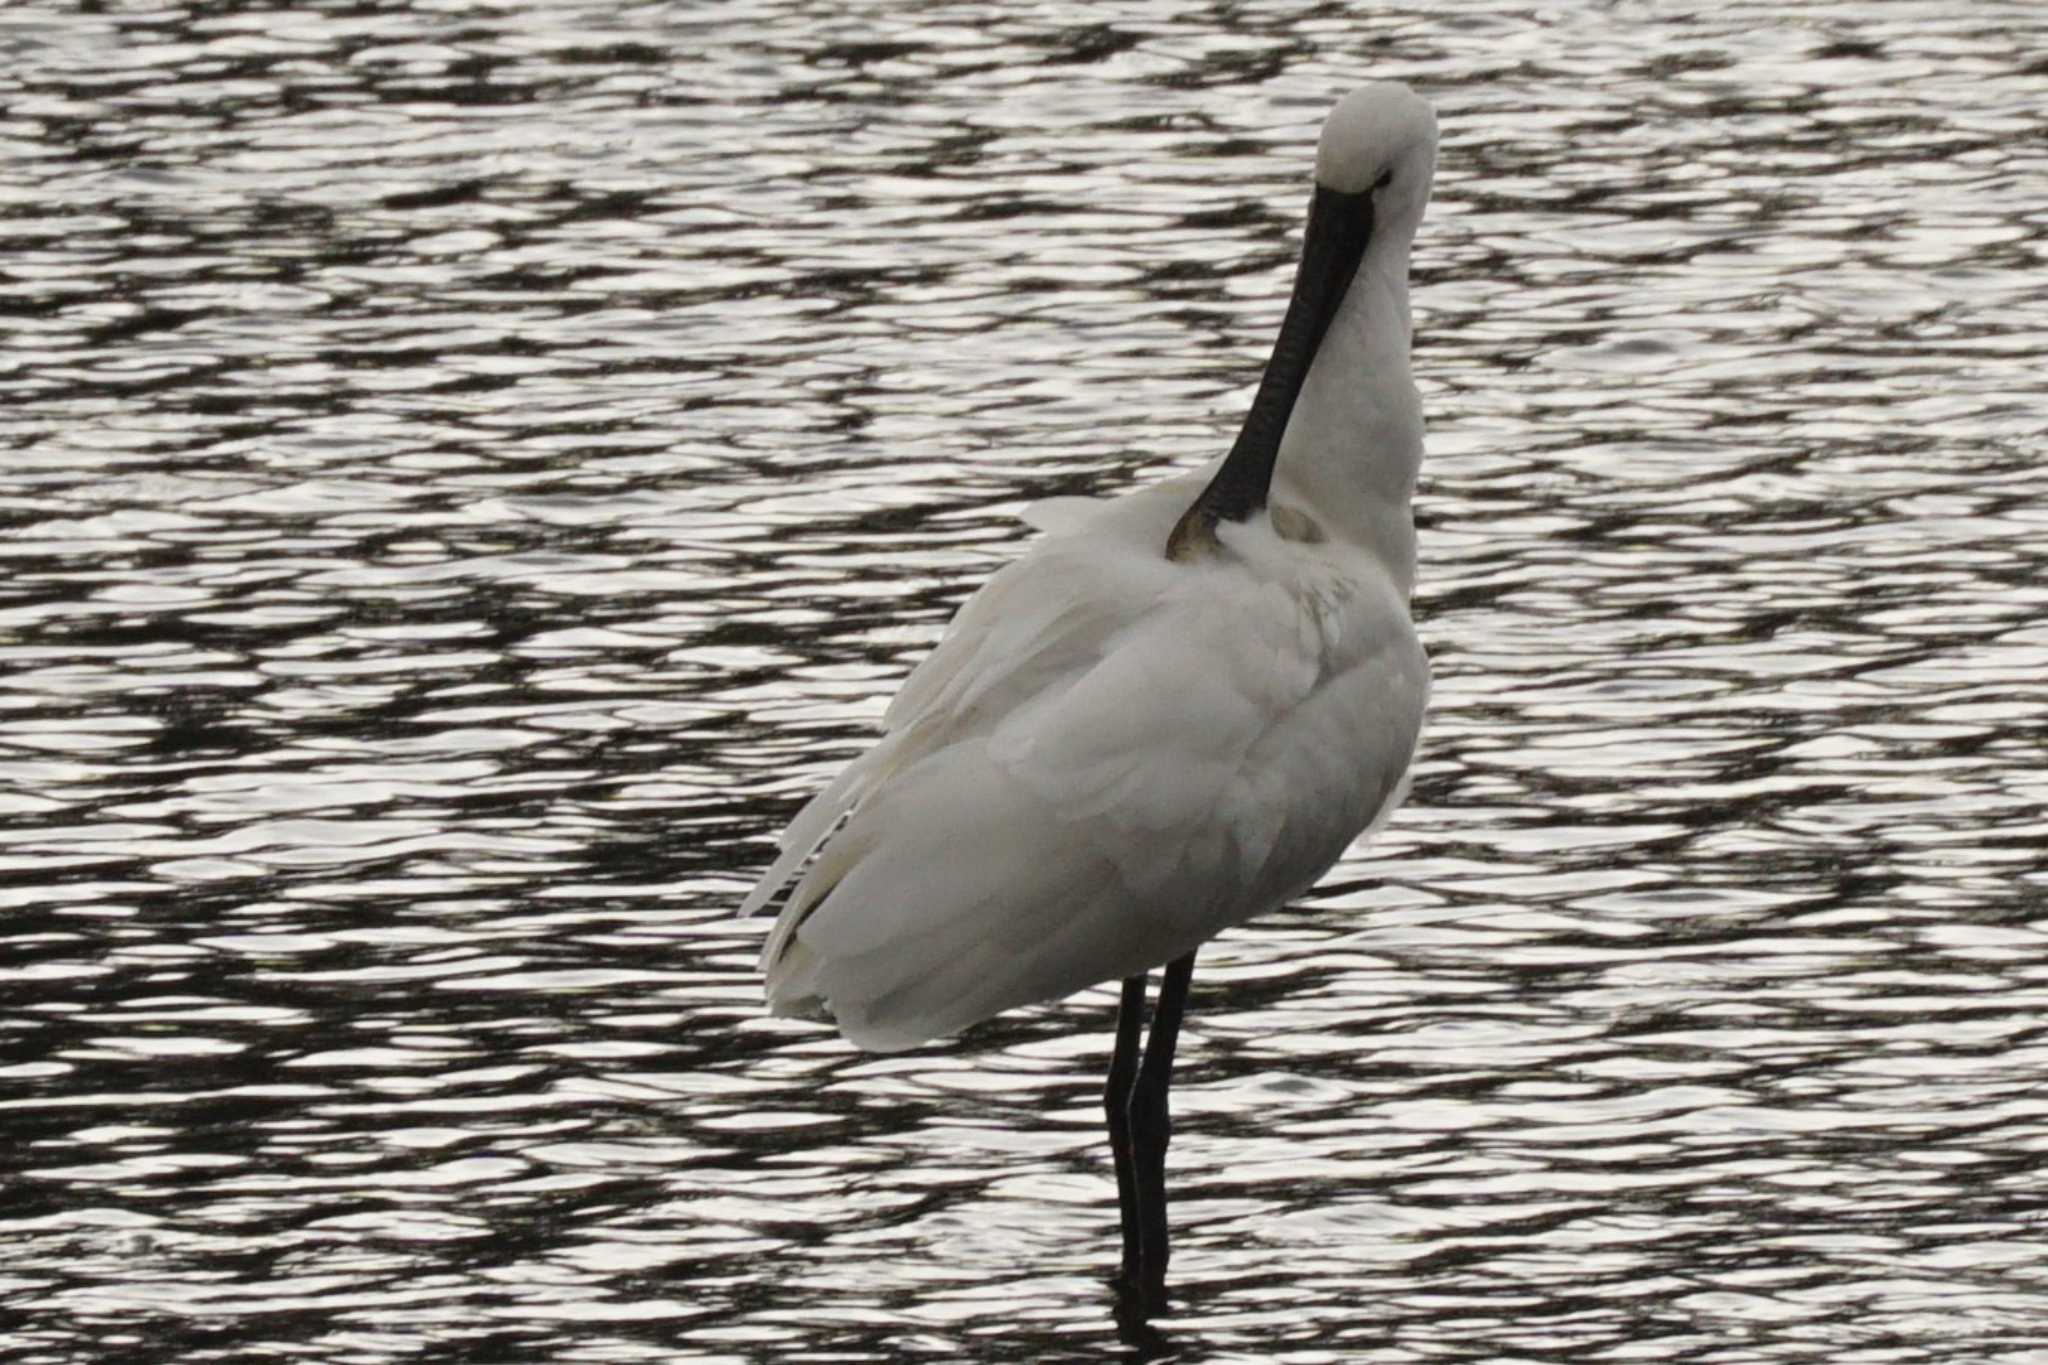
[1167,183,1375,561]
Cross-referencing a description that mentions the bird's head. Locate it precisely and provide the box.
[1313,82,1439,244]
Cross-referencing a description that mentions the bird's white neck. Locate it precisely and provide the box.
[1273,242,1422,596]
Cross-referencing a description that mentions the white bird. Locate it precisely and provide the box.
[743,82,1437,1311]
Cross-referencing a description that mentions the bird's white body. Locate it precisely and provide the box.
[745,83,1437,1055]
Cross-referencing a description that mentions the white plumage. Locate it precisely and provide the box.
[745,82,1438,1062]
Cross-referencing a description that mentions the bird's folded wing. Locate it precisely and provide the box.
[985,574,1315,898]
[758,571,1422,1049]
[743,526,1178,921]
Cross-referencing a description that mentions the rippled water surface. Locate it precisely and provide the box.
[5,1,2047,1360]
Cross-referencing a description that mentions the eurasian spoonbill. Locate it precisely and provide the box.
[744,81,1437,1310]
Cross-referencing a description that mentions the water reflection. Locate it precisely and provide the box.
[3,0,2046,1361]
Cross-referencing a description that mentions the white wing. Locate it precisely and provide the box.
[739,481,1193,927]
[748,492,1427,1052]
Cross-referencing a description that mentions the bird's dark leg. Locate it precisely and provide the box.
[1105,972,1148,1281]
[1130,951,1196,1306]
[1114,949,1197,1312]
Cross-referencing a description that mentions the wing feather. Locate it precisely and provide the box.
[749,495,1428,1051]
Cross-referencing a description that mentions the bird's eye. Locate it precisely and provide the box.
[1374,169,1394,191]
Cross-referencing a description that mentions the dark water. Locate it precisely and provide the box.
[4,2,2046,1361]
